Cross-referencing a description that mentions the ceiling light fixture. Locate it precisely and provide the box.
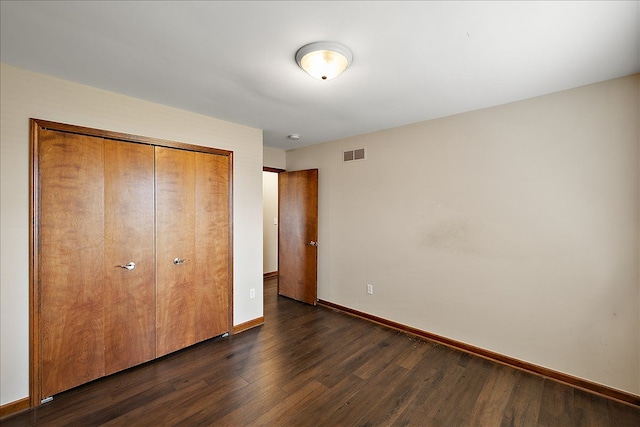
[287,134,301,140]
[295,41,352,81]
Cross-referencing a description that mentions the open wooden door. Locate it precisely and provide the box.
[278,169,318,305]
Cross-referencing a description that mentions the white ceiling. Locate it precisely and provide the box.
[1,1,639,150]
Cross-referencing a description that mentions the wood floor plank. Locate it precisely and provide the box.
[279,373,366,426]
[248,380,328,426]
[537,379,575,426]
[328,362,411,425]
[317,325,394,388]
[468,364,518,426]
[180,370,289,426]
[356,344,440,426]
[574,387,610,427]
[500,369,545,427]
[99,380,210,426]
[3,277,638,426]
[607,398,640,427]
[74,381,176,426]
[392,346,477,425]
[353,330,417,380]
[393,335,433,370]
[429,357,494,426]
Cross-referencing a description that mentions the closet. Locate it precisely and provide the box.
[31,119,232,402]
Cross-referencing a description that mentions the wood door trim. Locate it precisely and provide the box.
[29,119,234,406]
[263,271,278,279]
[263,167,285,173]
[227,153,234,335]
[29,119,41,407]
[32,119,233,156]
[317,299,640,408]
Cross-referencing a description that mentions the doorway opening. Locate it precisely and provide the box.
[263,167,284,319]
[262,170,280,279]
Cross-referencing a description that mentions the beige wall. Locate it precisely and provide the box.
[0,64,264,405]
[264,146,286,170]
[263,172,279,274]
[287,75,640,394]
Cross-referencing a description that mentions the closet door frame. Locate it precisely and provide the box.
[29,118,234,407]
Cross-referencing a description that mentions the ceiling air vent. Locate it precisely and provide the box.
[343,147,366,163]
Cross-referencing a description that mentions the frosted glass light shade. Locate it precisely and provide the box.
[295,42,352,80]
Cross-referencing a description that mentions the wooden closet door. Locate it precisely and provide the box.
[39,130,105,398]
[104,140,156,374]
[155,147,197,356]
[194,152,230,341]
[32,119,234,402]
[155,148,230,356]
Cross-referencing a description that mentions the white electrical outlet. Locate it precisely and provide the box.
[250,288,256,299]
[367,284,373,295]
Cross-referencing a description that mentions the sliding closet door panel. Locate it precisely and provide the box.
[155,147,196,357]
[194,153,230,342]
[39,130,105,398]
[104,141,156,374]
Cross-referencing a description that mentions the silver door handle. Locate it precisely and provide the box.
[173,258,190,265]
[116,262,135,271]
[308,241,318,247]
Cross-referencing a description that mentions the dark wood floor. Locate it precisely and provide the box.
[4,277,639,426]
